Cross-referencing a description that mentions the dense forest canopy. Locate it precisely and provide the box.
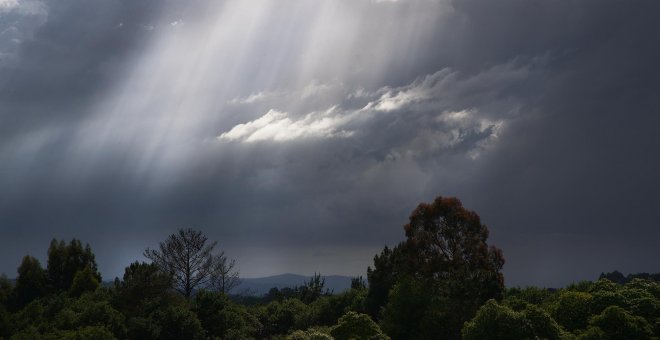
[0,196,658,339]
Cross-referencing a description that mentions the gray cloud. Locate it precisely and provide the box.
[0,0,658,286]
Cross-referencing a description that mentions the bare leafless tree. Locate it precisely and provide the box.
[210,251,240,294]
[144,228,217,298]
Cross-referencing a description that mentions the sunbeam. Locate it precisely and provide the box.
[2,0,658,289]
[59,0,450,186]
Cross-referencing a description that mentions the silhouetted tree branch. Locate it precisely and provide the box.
[144,228,217,298]
[210,251,240,294]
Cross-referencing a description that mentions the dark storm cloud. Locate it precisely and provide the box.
[0,0,658,285]
[443,0,660,285]
[0,0,172,141]
[0,0,184,275]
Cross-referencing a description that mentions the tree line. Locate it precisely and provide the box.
[0,195,658,339]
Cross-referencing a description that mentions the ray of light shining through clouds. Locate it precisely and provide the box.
[0,0,659,287]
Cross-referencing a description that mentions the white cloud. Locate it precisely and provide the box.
[218,107,354,143]
[0,0,18,11]
[300,80,333,99]
[220,62,525,154]
[0,0,48,66]
[438,109,504,159]
[220,71,462,144]
[0,0,47,15]
[228,91,279,105]
[360,61,530,114]
[228,80,335,105]
[361,69,454,111]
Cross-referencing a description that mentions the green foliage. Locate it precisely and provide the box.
[7,289,126,340]
[149,304,205,340]
[0,303,10,339]
[3,232,659,340]
[551,291,593,332]
[365,244,405,319]
[462,300,535,340]
[15,256,48,307]
[8,325,42,340]
[123,316,156,339]
[114,261,173,316]
[379,276,440,340]
[599,271,627,285]
[26,291,125,339]
[298,273,332,304]
[12,298,49,334]
[587,278,660,325]
[579,305,653,340]
[193,290,231,336]
[522,304,565,340]
[69,267,100,297]
[47,239,101,292]
[0,274,13,306]
[589,279,620,294]
[0,276,12,338]
[193,290,259,339]
[566,281,594,293]
[11,325,117,340]
[621,280,660,322]
[309,288,367,327]
[626,278,660,300]
[351,276,366,291]
[463,300,565,340]
[589,281,627,315]
[118,292,194,340]
[260,298,311,336]
[69,291,126,338]
[577,326,607,340]
[56,325,117,340]
[599,271,660,285]
[112,262,193,340]
[262,287,301,303]
[287,328,334,340]
[330,311,388,340]
[506,286,554,306]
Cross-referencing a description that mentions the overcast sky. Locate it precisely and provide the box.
[1,0,658,287]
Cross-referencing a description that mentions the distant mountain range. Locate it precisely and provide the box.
[232,273,353,296]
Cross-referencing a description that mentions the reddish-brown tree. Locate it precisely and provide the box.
[370,196,505,340]
[403,196,504,297]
